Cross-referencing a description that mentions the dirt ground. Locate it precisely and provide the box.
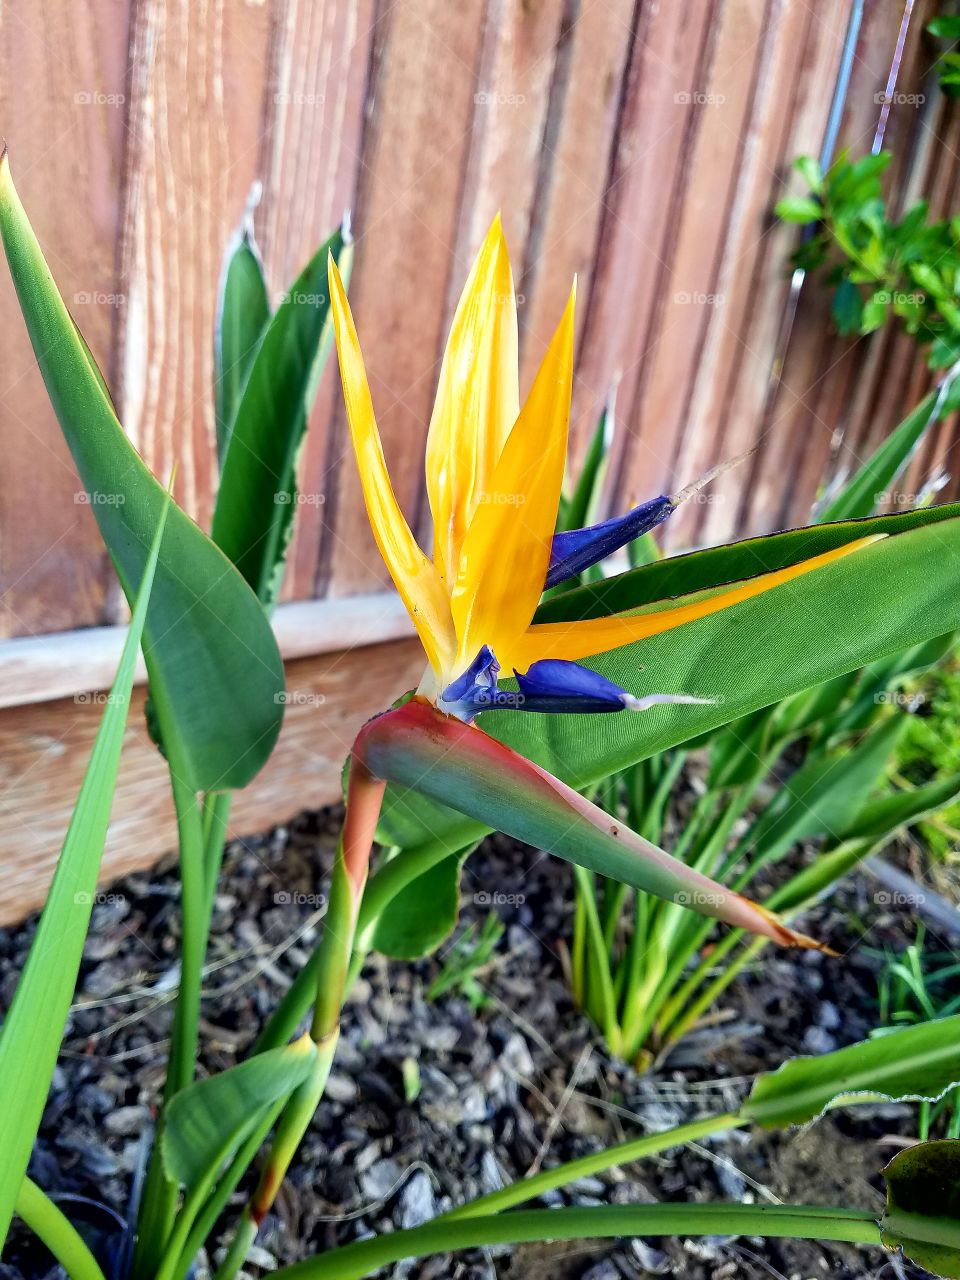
[0,805,941,1280]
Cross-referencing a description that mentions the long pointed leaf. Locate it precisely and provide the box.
[0,153,284,791]
[380,514,960,848]
[0,495,170,1247]
[162,1034,318,1194]
[212,225,352,605]
[744,1013,960,1128]
[215,207,271,462]
[357,701,828,949]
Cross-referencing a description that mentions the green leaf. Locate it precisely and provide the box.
[837,770,960,844]
[882,1141,960,1278]
[928,15,960,38]
[162,1035,317,1194]
[831,278,863,334]
[215,207,271,463]
[775,196,823,223]
[795,156,823,194]
[558,395,613,535]
[819,387,954,522]
[0,493,170,1249]
[373,844,475,958]
[536,504,960,623]
[0,152,284,792]
[744,1015,960,1128]
[861,290,889,333]
[380,511,960,848]
[211,225,352,605]
[739,714,905,872]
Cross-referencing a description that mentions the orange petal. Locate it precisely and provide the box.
[503,535,885,670]
[425,216,520,586]
[451,284,576,671]
[327,255,455,676]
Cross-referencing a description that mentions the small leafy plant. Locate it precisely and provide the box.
[776,149,960,375]
[875,926,960,1140]
[2,155,960,1279]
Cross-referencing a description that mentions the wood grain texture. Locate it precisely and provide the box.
[0,638,425,925]
[320,0,487,599]
[253,0,377,602]
[0,0,128,637]
[114,0,270,567]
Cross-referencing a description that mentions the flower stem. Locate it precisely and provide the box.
[270,1204,882,1280]
[15,1178,107,1280]
[211,757,384,1280]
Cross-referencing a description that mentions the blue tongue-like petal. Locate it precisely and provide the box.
[546,495,674,588]
[514,659,640,712]
[440,651,713,720]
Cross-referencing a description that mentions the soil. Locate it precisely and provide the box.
[0,805,944,1280]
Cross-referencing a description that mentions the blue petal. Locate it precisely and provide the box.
[513,660,638,714]
[546,495,675,588]
[441,645,499,703]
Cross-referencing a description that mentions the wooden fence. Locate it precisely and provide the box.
[0,0,957,919]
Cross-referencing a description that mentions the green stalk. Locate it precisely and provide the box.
[666,935,765,1047]
[214,1042,337,1280]
[572,865,622,1054]
[274,1204,882,1280]
[213,760,384,1280]
[202,790,233,907]
[571,881,587,1006]
[14,1179,107,1280]
[439,1110,742,1220]
[253,835,469,1056]
[655,923,746,1040]
[164,1103,287,1280]
[133,755,209,1278]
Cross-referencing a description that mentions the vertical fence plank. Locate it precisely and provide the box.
[518,0,635,408]
[113,0,270,578]
[0,0,129,637]
[570,0,718,486]
[252,0,377,602]
[320,0,486,600]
